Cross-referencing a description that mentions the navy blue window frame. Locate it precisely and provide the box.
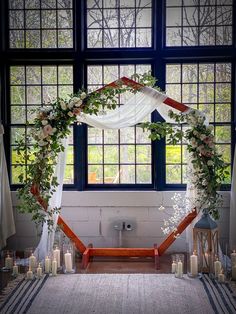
[0,0,235,192]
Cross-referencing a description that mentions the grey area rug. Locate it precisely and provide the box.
[1,274,236,314]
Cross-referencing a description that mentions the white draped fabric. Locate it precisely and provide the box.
[0,124,15,249]
[34,138,68,261]
[229,146,236,250]
[36,86,198,260]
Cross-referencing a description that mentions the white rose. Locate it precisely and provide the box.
[80,92,87,100]
[75,99,83,107]
[38,140,48,146]
[60,101,67,110]
[200,134,206,141]
[68,111,74,117]
[38,130,47,140]
[207,160,214,166]
[68,101,74,109]
[193,130,199,137]
[41,120,48,125]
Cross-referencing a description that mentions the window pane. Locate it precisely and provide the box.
[165,62,232,184]
[87,64,152,185]
[166,2,233,46]
[9,65,74,185]
[87,0,152,48]
[9,0,73,48]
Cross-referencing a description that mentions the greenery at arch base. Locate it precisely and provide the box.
[16,73,228,230]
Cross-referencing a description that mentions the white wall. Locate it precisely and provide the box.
[8,191,230,253]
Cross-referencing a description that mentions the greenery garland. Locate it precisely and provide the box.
[142,109,229,220]
[16,72,228,231]
[16,73,156,229]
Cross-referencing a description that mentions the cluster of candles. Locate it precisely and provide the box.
[171,250,236,282]
[3,246,74,280]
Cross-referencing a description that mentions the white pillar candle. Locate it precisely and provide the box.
[214,259,221,278]
[29,254,37,270]
[231,250,236,266]
[36,263,43,278]
[232,265,236,280]
[12,262,19,276]
[218,271,225,283]
[52,259,57,276]
[64,250,73,272]
[44,256,51,273]
[171,261,177,274]
[53,247,61,268]
[5,254,13,269]
[26,268,33,280]
[176,260,183,278]
[190,252,198,276]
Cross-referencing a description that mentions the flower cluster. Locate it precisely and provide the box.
[160,193,194,236]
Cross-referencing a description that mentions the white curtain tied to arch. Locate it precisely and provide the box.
[35,85,234,260]
[0,124,15,249]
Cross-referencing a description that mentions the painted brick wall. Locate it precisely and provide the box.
[7,191,230,253]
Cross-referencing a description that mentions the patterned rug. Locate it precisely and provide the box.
[0,274,236,314]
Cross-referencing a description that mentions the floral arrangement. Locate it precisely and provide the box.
[142,108,229,227]
[16,73,156,229]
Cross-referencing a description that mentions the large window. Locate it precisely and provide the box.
[1,0,235,190]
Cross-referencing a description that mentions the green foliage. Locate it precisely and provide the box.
[142,109,228,220]
[16,72,155,229]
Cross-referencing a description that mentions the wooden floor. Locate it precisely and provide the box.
[0,255,175,293]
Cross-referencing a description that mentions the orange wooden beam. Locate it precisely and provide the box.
[81,248,91,269]
[89,248,155,257]
[57,216,87,253]
[30,184,87,254]
[154,244,160,270]
[158,209,197,256]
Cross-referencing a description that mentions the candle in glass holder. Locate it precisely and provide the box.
[231,250,236,266]
[26,267,33,280]
[171,261,177,274]
[36,263,43,278]
[214,258,221,278]
[190,252,198,276]
[64,250,73,273]
[232,264,236,280]
[218,270,225,283]
[44,256,51,273]
[53,247,61,268]
[12,262,19,276]
[29,253,37,270]
[5,254,13,269]
[52,259,57,276]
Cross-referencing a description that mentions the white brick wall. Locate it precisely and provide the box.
[7,191,230,252]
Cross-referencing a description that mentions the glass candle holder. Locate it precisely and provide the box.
[172,253,184,278]
[24,247,37,272]
[62,243,75,274]
[1,250,15,271]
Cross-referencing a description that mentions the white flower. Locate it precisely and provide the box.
[202,179,208,186]
[200,134,206,141]
[193,130,199,137]
[41,120,48,126]
[80,92,87,100]
[68,102,74,109]
[38,140,48,146]
[207,160,214,166]
[158,205,165,211]
[52,128,57,134]
[75,99,83,107]
[190,138,198,147]
[68,111,74,117]
[38,130,47,140]
[68,97,81,108]
[60,101,67,110]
